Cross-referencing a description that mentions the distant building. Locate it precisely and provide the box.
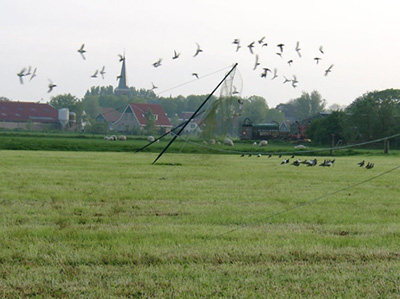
[0,101,60,130]
[95,107,121,130]
[178,111,202,135]
[115,56,132,97]
[113,103,172,132]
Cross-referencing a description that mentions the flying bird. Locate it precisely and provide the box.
[232,85,240,95]
[292,75,298,88]
[271,68,278,80]
[277,43,285,53]
[192,73,199,79]
[324,64,334,76]
[150,82,158,90]
[48,80,56,93]
[152,58,162,68]
[319,46,324,54]
[116,75,122,81]
[29,67,37,81]
[261,68,271,78]
[172,50,180,59]
[253,54,260,70]
[295,41,302,57]
[25,66,32,76]
[17,68,26,84]
[91,70,98,78]
[248,42,255,54]
[100,66,106,79]
[314,57,322,64]
[193,43,203,57]
[77,44,86,60]
[232,39,241,52]
[118,54,125,62]
[287,59,293,66]
[283,76,291,84]
[258,36,266,44]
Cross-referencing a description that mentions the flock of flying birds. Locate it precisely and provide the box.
[147,37,334,93]
[16,38,333,96]
[232,37,334,89]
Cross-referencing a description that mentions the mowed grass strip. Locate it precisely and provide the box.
[0,150,400,297]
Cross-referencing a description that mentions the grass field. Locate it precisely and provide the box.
[1,149,400,297]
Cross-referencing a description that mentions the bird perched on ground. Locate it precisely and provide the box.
[295,41,302,57]
[99,66,106,79]
[48,80,56,93]
[325,64,334,76]
[172,50,180,59]
[366,162,374,169]
[152,58,162,68]
[192,73,199,79]
[358,160,365,167]
[17,68,26,84]
[257,154,262,158]
[291,159,301,166]
[281,158,290,164]
[248,42,255,54]
[77,44,86,60]
[193,43,203,57]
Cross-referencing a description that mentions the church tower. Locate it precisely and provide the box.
[115,55,132,96]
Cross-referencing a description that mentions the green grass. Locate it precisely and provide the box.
[1,150,400,297]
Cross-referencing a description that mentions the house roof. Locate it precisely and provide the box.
[98,107,121,123]
[128,103,172,127]
[0,101,58,123]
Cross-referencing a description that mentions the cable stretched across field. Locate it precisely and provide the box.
[213,164,400,238]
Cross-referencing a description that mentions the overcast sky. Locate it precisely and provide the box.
[1,0,400,108]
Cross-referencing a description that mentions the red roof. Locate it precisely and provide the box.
[128,103,172,127]
[0,101,58,123]
[99,107,121,122]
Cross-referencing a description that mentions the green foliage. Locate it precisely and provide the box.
[306,111,348,145]
[87,121,109,135]
[346,89,400,141]
[144,110,158,136]
[288,90,326,120]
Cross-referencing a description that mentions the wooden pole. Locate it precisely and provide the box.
[152,63,238,164]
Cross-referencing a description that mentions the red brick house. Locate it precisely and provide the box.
[113,103,172,132]
[0,101,60,130]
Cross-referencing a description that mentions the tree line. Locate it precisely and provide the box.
[45,85,400,145]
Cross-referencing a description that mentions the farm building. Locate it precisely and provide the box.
[240,118,280,140]
[113,103,172,132]
[290,112,331,139]
[95,107,121,130]
[0,101,61,130]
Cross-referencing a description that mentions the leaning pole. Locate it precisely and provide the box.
[152,63,238,165]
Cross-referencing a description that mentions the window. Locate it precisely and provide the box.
[154,114,158,121]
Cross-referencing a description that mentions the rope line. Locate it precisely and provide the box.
[213,164,400,238]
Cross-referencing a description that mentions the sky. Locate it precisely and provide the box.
[1,0,400,108]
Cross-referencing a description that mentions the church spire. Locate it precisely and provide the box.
[115,55,132,96]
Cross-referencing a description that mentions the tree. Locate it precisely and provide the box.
[144,110,158,135]
[289,90,326,120]
[0,96,11,101]
[239,95,268,124]
[346,89,400,141]
[306,111,348,145]
[49,93,84,122]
